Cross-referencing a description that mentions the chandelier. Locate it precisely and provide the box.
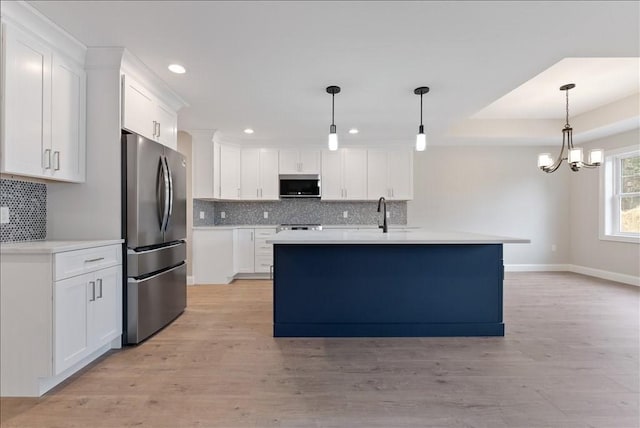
[538,83,602,173]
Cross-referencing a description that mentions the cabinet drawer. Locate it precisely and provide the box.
[254,255,273,273]
[55,244,122,281]
[255,244,273,256]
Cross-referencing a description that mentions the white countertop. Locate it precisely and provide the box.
[193,224,418,230]
[267,229,529,245]
[0,239,124,254]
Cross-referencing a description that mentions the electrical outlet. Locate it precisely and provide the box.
[0,206,9,224]
[199,211,205,219]
[220,211,226,219]
[343,211,348,218]
[264,211,269,219]
[386,211,390,218]
[551,244,557,252]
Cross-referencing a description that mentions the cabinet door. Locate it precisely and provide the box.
[193,229,234,284]
[51,56,85,182]
[156,103,178,150]
[89,266,121,348]
[2,24,52,178]
[321,150,343,200]
[259,149,279,200]
[387,150,413,200]
[240,148,260,199]
[122,75,155,140]
[343,149,368,200]
[299,149,321,174]
[54,273,90,374]
[367,150,389,199]
[278,149,300,174]
[220,144,241,199]
[234,229,255,273]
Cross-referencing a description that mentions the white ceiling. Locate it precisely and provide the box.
[29,1,640,147]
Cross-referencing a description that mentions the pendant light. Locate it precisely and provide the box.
[538,83,602,173]
[326,85,340,151]
[414,87,430,151]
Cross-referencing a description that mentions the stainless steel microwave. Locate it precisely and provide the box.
[279,174,321,198]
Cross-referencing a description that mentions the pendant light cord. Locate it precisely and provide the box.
[565,89,570,129]
[333,93,336,126]
[420,93,423,127]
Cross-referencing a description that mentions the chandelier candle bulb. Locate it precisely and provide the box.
[589,149,603,165]
[568,147,583,164]
[538,153,553,168]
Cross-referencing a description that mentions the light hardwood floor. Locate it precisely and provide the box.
[1,272,638,427]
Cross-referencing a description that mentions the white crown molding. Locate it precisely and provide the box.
[121,49,189,112]
[1,0,86,66]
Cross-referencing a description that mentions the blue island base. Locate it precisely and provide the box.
[273,243,505,338]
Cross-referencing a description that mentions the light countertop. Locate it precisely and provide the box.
[193,224,418,230]
[267,229,529,245]
[0,239,124,254]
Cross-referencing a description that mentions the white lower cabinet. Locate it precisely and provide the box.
[234,229,255,273]
[193,227,276,284]
[193,229,235,284]
[254,228,276,274]
[0,242,122,397]
[55,265,120,375]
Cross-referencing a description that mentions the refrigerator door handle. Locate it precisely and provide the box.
[157,156,170,232]
[164,155,174,231]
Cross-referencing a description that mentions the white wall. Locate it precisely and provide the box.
[408,145,571,266]
[47,65,122,239]
[570,129,640,278]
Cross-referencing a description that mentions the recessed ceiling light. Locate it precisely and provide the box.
[244,128,254,134]
[349,128,359,134]
[168,64,186,74]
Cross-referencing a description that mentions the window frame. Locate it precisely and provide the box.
[600,145,640,243]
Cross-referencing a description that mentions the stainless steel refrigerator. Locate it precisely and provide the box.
[122,132,187,344]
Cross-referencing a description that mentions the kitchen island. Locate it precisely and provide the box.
[268,229,529,337]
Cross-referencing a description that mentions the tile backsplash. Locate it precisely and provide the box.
[0,178,47,242]
[194,199,407,226]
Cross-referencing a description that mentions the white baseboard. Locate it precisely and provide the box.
[187,275,195,286]
[505,264,570,272]
[504,263,639,287]
[568,264,640,287]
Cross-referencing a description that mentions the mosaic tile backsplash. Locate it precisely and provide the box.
[0,178,47,242]
[193,199,407,226]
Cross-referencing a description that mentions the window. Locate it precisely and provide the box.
[601,146,640,242]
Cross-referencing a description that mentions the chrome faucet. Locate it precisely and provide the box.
[377,197,388,233]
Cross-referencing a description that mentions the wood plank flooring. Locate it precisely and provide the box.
[1,272,638,427]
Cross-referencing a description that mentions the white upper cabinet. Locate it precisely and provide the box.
[279,149,320,174]
[121,74,178,150]
[367,149,413,200]
[240,148,279,200]
[1,20,86,182]
[321,149,367,200]
[155,102,178,150]
[51,55,86,182]
[219,144,241,200]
